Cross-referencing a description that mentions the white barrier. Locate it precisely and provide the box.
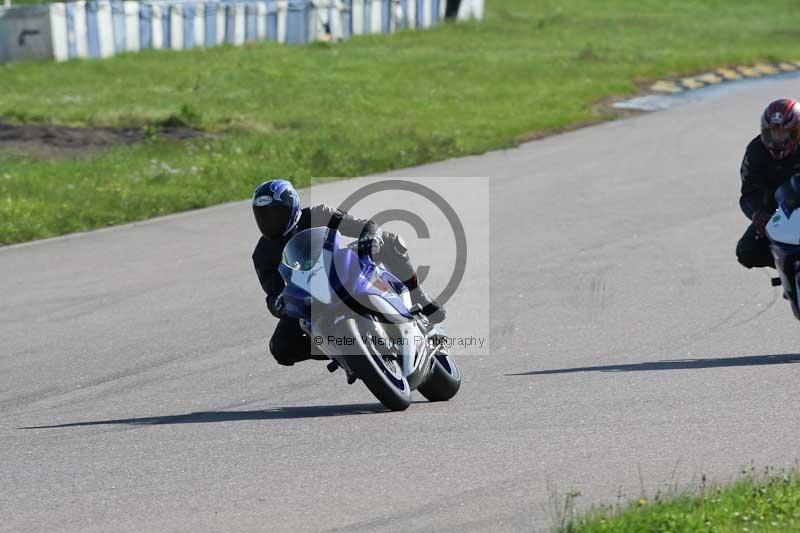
[123,1,139,51]
[256,1,266,39]
[420,0,432,28]
[49,2,69,60]
[151,3,164,49]
[0,0,483,63]
[169,3,182,49]
[193,4,205,48]
[310,0,345,41]
[399,0,415,30]
[351,0,388,35]
[96,1,115,58]
[70,1,86,56]
[457,0,481,20]
[214,3,225,45]
[276,0,287,42]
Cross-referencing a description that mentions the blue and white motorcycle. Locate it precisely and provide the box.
[278,227,461,411]
[766,176,800,320]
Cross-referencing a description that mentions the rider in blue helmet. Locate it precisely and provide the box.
[251,179,446,367]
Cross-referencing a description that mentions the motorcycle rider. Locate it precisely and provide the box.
[737,98,800,269]
[251,179,446,366]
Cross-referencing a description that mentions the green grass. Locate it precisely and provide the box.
[564,470,800,532]
[2,0,800,243]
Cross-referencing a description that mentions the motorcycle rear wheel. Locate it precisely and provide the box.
[418,350,461,402]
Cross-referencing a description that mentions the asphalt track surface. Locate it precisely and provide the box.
[4,77,800,532]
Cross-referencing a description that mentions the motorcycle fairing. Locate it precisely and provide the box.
[767,179,800,245]
[325,231,414,320]
[769,241,800,296]
[766,182,800,320]
[279,228,415,324]
[766,209,800,245]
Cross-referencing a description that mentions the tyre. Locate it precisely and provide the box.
[418,351,461,402]
[335,317,411,411]
[793,270,800,321]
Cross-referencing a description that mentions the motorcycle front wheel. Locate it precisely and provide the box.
[335,316,411,411]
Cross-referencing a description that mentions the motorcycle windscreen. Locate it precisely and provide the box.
[331,245,363,299]
[776,180,800,218]
[281,228,333,304]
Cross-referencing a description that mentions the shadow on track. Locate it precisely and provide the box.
[508,353,800,376]
[20,402,387,430]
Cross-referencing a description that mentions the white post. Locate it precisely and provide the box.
[3,0,11,8]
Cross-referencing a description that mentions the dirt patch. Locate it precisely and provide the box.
[0,122,205,159]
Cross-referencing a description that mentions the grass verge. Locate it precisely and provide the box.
[2,0,800,243]
[563,469,800,532]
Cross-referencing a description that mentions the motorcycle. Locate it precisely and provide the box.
[277,227,461,411]
[766,176,800,319]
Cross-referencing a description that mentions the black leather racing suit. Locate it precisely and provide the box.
[737,136,800,268]
[252,204,418,366]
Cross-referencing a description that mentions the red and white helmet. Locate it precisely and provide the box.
[761,98,800,160]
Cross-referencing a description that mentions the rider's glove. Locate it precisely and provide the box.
[357,232,384,259]
[752,211,772,237]
[381,231,407,256]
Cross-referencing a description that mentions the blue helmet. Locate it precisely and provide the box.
[252,179,301,239]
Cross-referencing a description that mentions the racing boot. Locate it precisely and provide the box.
[409,282,447,324]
